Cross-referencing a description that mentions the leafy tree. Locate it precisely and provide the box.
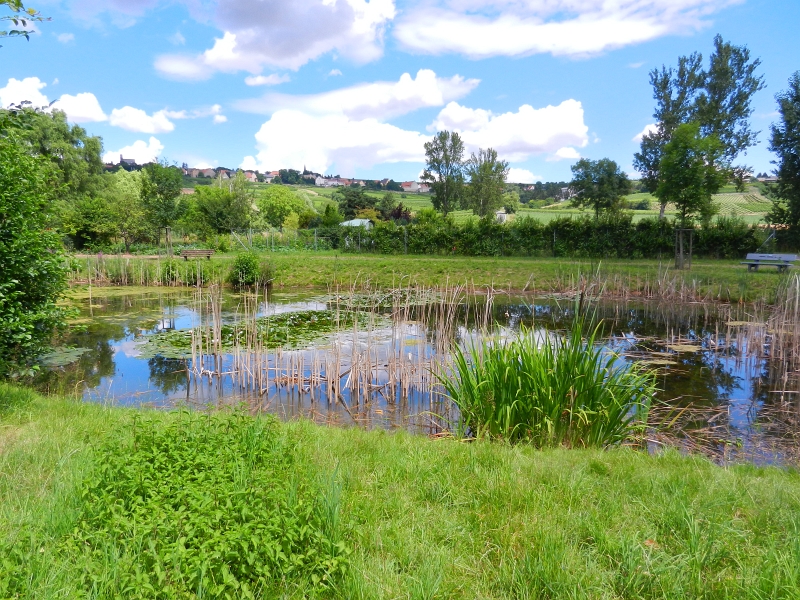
[421,130,465,215]
[377,191,397,219]
[277,168,302,184]
[188,186,250,236]
[502,189,520,214]
[256,185,309,229]
[569,158,631,218]
[336,186,376,219]
[766,72,800,229]
[386,180,402,192]
[464,148,508,217]
[1,107,103,234]
[105,170,148,252]
[655,123,728,226]
[0,132,68,377]
[634,36,764,217]
[140,162,184,237]
[321,203,343,227]
[1,0,47,44]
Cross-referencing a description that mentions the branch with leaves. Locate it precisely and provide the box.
[1,0,48,44]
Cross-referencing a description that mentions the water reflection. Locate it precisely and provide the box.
[35,287,800,466]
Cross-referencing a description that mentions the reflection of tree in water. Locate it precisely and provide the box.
[32,338,117,393]
[148,356,187,395]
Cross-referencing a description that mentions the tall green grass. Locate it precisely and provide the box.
[441,319,655,446]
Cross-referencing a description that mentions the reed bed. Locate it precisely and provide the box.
[70,255,228,287]
[176,282,495,430]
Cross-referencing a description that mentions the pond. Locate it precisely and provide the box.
[36,285,800,466]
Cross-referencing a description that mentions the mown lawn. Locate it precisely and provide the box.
[2,385,800,598]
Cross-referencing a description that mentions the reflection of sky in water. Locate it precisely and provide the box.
[41,289,799,464]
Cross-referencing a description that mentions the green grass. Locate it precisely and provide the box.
[70,253,792,303]
[3,384,800,598]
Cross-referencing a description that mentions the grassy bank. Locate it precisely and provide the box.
[2,384,800,598]
[70,252,790,303]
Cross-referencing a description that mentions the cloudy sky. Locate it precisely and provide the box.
[1,0,797,182]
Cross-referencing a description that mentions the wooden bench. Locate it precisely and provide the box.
[741,253,797,272]
[179,249,214,261]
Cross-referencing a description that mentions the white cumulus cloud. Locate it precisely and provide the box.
[242,110,428,175]
[549,147,582,161]
[0,77,49,108]
[56,32,75,43]
[507,168,541,184]
[633,123,659,142]
[431,100,588,162]
[155,0,395,79]
[51,93,107,123]
[237,69,479,121]
[103,136,164,165]
[244,73,291,86]
[394,0,740,59]
[109,106,176,133]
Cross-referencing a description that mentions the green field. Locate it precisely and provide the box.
[288,184,773,225]
[3,385,800,598]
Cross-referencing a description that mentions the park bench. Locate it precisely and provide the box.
[179,249,214,261]
[741,253,797,272]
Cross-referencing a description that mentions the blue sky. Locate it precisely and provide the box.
[1,0,798,183]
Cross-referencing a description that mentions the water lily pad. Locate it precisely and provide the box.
[139,309,373,359]
[39,347,90,367]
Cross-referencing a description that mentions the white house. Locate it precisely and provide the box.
[401,181,420,193]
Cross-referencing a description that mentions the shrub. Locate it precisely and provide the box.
[0,133,69,377]
[440,318,655,447]
[229,252,261,287]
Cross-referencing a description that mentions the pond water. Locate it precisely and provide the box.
[36,286,800,466]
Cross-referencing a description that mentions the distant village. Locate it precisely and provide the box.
[106,155,437,193]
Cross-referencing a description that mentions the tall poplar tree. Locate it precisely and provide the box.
[421,131,465,215]
[634,35,765,216]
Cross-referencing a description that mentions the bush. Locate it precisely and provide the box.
[0,133,69,378]
[228,252,261,287]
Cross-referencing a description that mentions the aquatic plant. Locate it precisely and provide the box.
[440,318,655,447]
[140,309,365,359]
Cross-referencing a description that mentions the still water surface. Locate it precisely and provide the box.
[36,287,800,466]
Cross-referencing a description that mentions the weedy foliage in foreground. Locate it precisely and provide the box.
[2,411,348,599]
[441,319,655,446]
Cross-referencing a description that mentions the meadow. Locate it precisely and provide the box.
[3,385,800,598]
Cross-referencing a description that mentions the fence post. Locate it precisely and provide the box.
[314,229,318,251]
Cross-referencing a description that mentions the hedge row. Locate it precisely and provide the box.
[313,214,765,259]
